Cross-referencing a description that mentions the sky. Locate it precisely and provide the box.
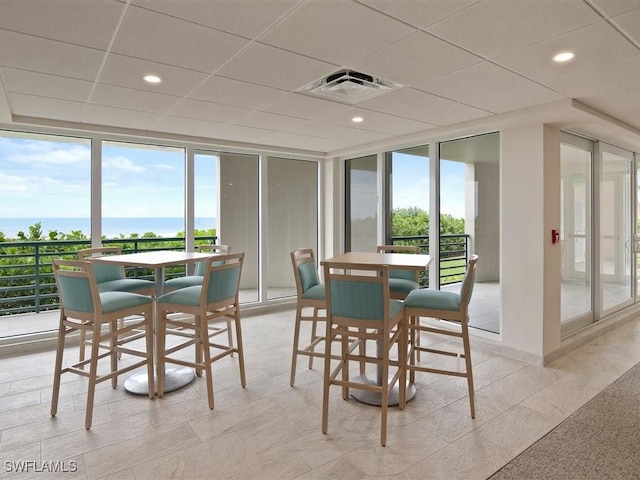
[391,152,466,218]
[0,135,218,218]
[0,134,467,221]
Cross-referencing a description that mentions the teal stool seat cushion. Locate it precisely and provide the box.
[404,288,461,311]
[158,286,202,307]
[97,278,155,294]
[302,284,325,300]
[99,291,153,314]
[164,276,204,290]
[388,278,419,297]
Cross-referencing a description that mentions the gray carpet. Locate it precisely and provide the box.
[488,362,640,480]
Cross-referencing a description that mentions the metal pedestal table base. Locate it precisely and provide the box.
[124,366,195,395]
[349,374,417,406]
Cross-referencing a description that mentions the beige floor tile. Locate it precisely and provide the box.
[475,404,558,455]
[0,310,639,479]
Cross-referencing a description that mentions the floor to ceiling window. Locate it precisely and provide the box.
[218,152,259,303]
[194,151,219,239]
[386,145,429,251]
[345,155,378,253]
[267,157,318,300]
[0,131,91,240]
[0,130,91,335]
[101,141,185,239]
[560,134,593,330]
[440,133,500,334]
[561,133,639,336]
[600,143,633,315]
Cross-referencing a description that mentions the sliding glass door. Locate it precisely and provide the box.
[267,157,318,300]
[440,133,500,334]
[600,143,633,315]
[345,155,378,252]
[385,145,429,249]
[561,133,638,335]
[560,134,593,330]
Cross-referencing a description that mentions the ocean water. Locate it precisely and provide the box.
[0,218,217,239]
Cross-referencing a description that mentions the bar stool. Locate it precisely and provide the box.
[51,259,155,429]
[404,254,479,418]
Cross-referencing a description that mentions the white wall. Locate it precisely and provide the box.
[500,123,561,362]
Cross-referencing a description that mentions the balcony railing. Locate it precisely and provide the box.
[0,234,468,316]
[389,233,470,287]
[0,236,216,316]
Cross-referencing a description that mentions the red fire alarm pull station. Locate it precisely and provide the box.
[552,229,560,244]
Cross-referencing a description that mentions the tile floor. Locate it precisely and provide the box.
[1,308,639,480]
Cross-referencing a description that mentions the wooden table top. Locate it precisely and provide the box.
[321,251,431,270]
[87,250,216,268]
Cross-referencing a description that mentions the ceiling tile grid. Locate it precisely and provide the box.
[0,0,640,153]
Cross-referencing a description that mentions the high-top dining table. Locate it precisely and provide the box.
[88,250,217,395]
[321,251,432,406]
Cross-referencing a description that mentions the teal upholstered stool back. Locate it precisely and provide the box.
[206,263,241,304]
[92,263,123,283]
[77,247,124,283]
[299,261,321,292]
[460,255,478,307]
[328,278,385,321]
[56,269,95,313]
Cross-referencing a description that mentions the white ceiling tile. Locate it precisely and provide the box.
[2,68,94,102]
[231,111,313,133]
[493,21,639,81]
[260,93,352,121]
[217,44,338,91]
[359,0,478,28]
[307,121,392,143]
[352,31,482,87]
[132,0,301,39]
[99,54,210,97]
[612,7,640,41]
[260,132,350,151]
[0,30,105,81]
[427,0,601,58]
[154,115,230,139]
[0,0,125,50]
[324,107,435,136]
[8,93,85,122]
[189,76,287,109]
[83,104,161,130]
[360,87,490,125]
[91,84,180,114]
[546,56,640,102]
[260,0,415,64]
[589,0,640,17]
[168,98,251,123]
[216,124,275,143]
[415,62,530,101]
[466,83,565,114]
[113,6,250,73]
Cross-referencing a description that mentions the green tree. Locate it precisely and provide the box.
[392,207,429,237]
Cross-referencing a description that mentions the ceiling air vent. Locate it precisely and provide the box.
[298,69,401,104]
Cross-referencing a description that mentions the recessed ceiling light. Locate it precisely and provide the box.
[352,116,364,123]
[143,75,162,84]
[553,52,575,63]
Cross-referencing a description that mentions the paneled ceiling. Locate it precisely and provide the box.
[1,0,639,154]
